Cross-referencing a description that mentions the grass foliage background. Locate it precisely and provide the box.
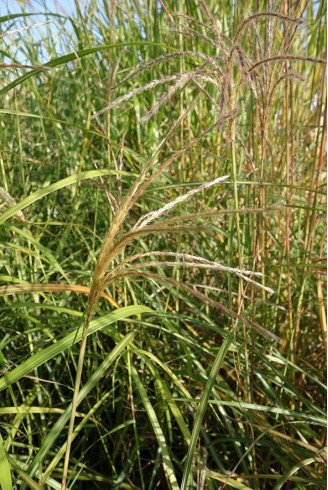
[0,0,326,489]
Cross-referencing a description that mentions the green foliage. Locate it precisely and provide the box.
[0,1,326,489]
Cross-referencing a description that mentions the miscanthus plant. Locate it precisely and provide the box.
[0,1,326,489]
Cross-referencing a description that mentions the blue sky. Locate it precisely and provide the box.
[2,0,76,17]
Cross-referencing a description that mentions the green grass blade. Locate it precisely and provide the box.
[206,469,253,489]
[136,349,192,444]
[131,365,180,490]
[0,42,173,97]
[180,330,235,490]
[0,170,113,224]
[0,13,62,23]
[0,305,153,391]
[5,226,69,281]
[23,330,138,487]
[0,435,12,490]
[5,456,43,490]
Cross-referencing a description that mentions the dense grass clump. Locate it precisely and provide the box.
[0,1,326,489]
